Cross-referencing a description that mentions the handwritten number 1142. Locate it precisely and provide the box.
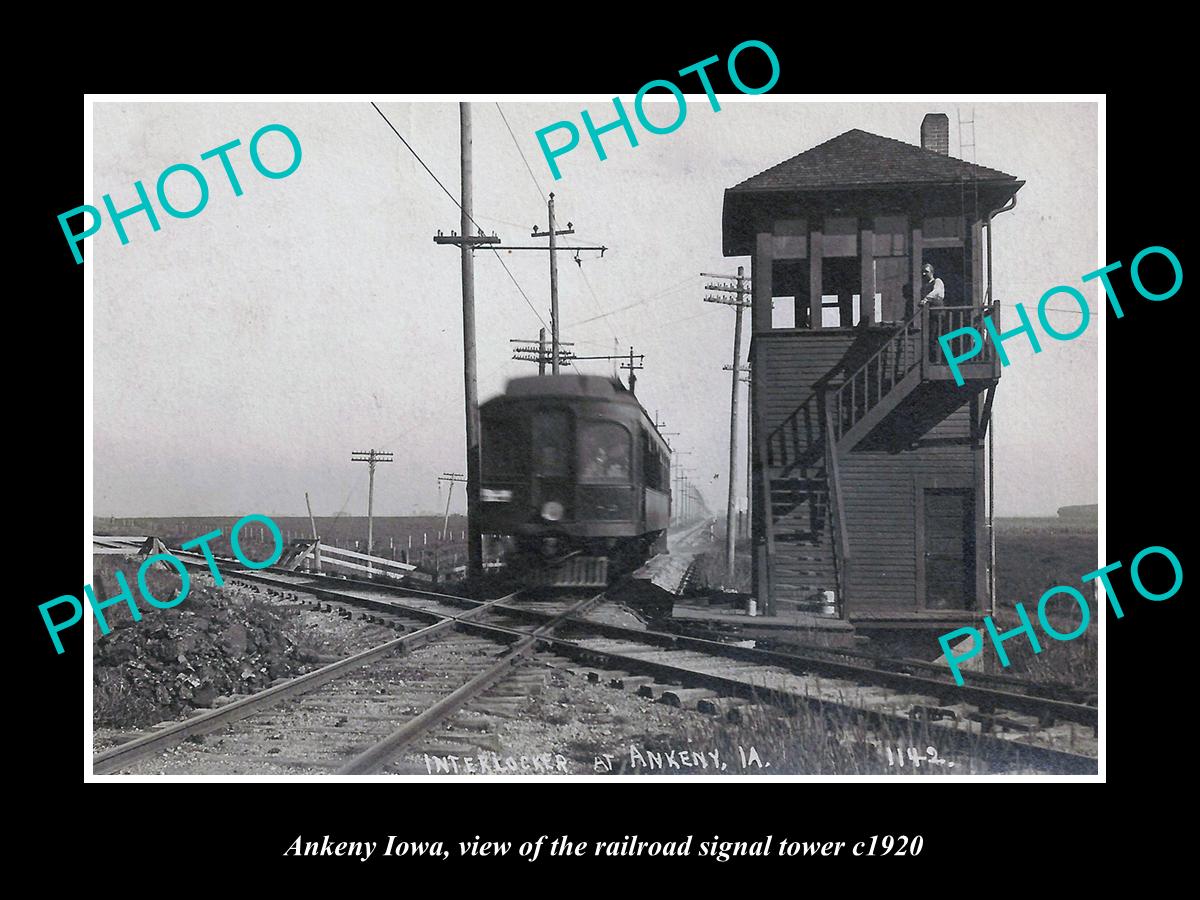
[885,746,954,768]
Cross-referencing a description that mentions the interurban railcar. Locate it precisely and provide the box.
[479,374,671,576]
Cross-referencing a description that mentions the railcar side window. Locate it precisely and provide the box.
[532,409,571,477]
[642,430,667,490]
[481,416,528,478]
[579,421,631,481]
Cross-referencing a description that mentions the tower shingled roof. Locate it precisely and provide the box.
[728,128,1018,192]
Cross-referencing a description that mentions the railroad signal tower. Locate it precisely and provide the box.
[722,115,1023,622]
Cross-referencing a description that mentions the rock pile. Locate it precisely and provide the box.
[92,568,314,727]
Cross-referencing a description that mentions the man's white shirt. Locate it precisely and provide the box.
[923,277,945,306]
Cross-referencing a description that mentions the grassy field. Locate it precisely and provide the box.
[95,515,472,573]
[693,515,1098,688]
[991,516,1097,689]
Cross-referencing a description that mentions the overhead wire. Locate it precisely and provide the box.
[494,103,547,204]
[370,101,550,332]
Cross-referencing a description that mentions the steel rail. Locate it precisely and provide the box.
[221,570,1097,773]
[196,556,1075,699]
[95,550,1096,773]
[539,634,1097,774]
[254,570,1097,730]
[124,545,1093,704]
[337,592,606,775]
[91,590,523,775]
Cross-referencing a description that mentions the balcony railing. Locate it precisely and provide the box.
[927,303,999,367]
[832,303,999,441]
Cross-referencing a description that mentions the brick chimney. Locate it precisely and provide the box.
[921,113,950,155]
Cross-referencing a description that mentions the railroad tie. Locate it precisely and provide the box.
[580,640,664,655]
[468,701,525,719]
[538,655,580,669]
[608,674,657,692]
[488,684,544,698]
[435,732,504,753]
[658,687,720,710]
[909,704,959,723]
[454,714,504,732]
[296,725,377,736]
[509,671,551,683]
[723,702,776,724]
[636,682,681,701]
[697,695,753,717]
[967,710,1040,733]
[412,743,479,757]
[252,758,341,770]
[882,693,941,714]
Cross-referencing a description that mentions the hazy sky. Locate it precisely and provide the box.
[90,99,1098,518]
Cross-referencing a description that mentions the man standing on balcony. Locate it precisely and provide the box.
[920,262,947,361]
[920,262,945,308]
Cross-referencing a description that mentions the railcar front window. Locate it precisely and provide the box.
[481,416,528,478]
[579,421,631,481]
[532,410,571,477]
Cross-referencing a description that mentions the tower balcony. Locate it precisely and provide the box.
[830,304,1000,454]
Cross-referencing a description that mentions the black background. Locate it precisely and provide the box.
[19,25,1188,883]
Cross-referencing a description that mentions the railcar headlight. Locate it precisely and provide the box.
[541,500,564,522]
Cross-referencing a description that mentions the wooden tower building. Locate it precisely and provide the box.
[723,114,1025,629]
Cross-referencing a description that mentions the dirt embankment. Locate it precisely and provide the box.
[91,556,391,728]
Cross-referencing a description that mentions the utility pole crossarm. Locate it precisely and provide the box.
[619,346,644,395]
[513,351,575,363]
[351,448,393,569]
[434,230,501,246]
[704,293,751,307]
[531,223,575,238]
[491,245,608,252]
[511,337,575,367]
[723,363,752,383]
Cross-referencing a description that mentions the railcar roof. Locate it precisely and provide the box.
[495,374,641,404]
[483,375,671,447]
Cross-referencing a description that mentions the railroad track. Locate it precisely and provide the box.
[93,546,1098,774]
[93,586,607,775]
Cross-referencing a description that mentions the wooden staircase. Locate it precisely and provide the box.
[769,473,837,609]
[831,304,1002,453]
[760,390,844,615]
[758,304,1001,617]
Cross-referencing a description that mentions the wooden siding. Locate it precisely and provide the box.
[753,330,983,614]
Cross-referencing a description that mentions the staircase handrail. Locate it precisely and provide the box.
[823,389,851,619]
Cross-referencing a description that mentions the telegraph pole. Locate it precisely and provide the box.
[433,148,603,572]
[351,449,393,566]
[529,196,606,374]
[512,338,574,369]
[674,462,694,524]
[438,472,467,540]
[433,104,498,576]
[304,491,321,573]
[724,362,752,541]
[549,195,561,373]
[620,347,644,394]
[705,267,752,580]
[458,104,483,577]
